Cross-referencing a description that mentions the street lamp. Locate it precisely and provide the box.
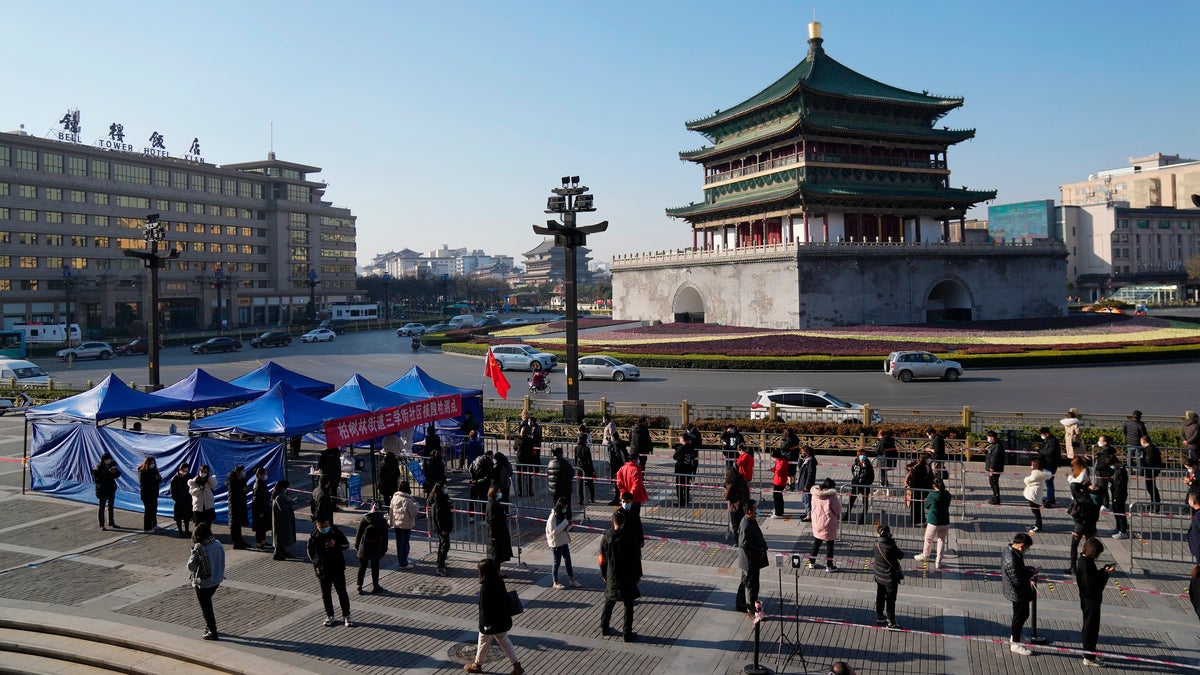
[306,269,320,323]
[122,213,180,389]
[211,265,228,332]
[381,271,392,322]
[533,176,608,423]
[61,262,75,348]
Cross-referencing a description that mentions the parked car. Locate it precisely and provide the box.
[548,315,567,322]
[484,310,498,319]
[749,388,881,424]
[425,323,452,333]
[116,338,150,356]
[191,337,242,354]
[249,331,292,348]
[300,328,336,343]
[489,344,557,372]
[56,341,114,361]
[318,319,348,334]
[396,323,426,337]
[472,317,502,328]
[501,318,529,326]
[578,355,640,381]
[883,351,963,382]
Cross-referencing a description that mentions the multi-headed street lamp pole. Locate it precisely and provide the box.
[122,213,179,389]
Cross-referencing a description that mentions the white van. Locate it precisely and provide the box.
[0,359,51,386]
[11,323,81,344]
[448,314,476,329]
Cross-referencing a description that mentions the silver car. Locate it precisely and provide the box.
[884,351,963,382]
[56,341,114,361]
[489,344,556,372]
[750,388,881,424]
[578,355,640,382]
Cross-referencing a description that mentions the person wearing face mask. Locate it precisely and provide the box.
[618,492,645,550]
[1037,427,1061,507]
[308,515,353,627]
[251,467,272,551]
[546,496,580,589]
[226,465,250,550]
[186,522,225,641]
[93,452,121,530]
[485,485,513,572]
[1108,456,1129,540]
[137,456,162,533]
[170,463,193,538]
[189,465,216,527]
[1001,532,1037,656]
[843,451,874,525]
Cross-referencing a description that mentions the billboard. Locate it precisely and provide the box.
[987,200,1056,242]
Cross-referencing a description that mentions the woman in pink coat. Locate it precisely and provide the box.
[805,478,842,572]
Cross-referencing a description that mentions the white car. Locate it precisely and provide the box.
[884,351,963,382]
[749,388,881,424]
[578,355,640,382]
[301,328,336,343]
[501,318,529,326]
[56,341,114,361]
[489,344,556,372]
[396,323,426,337]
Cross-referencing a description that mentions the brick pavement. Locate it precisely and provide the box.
[3,417,1200,673]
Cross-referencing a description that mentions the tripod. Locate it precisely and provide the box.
[774,558,808,673]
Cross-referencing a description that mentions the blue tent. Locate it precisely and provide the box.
[323,374,424,411]
[154,368,262,408]
[385,366,483,437]
[229,361,334,397]
[189,382,361,437]
[25,373,187,423]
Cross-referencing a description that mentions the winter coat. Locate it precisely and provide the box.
[491,455,514,498]
[984,441,1006,472]
[1076,556,1110,608]
[1000,544,1035,602]
[1109,465,1129,505]
[1022,469,1052,504]
[307,524,350,579]
[138,466,161,501]
[721,429,745,459]
[904,459,934,491]
[1185,416,1200,453]
[672,442,698,475]
[188,475,216,513]
[771,456,788,488]
[796,455,818,492]
[310,484,334,524]
[92,461,120,498]
[430,491,454,534]
[547,454,574,498]
[1061,417,1083,458]
[1038,436,1062,472]
[272,493,297,549]
[575,439,596,475]
[924,488,951,526]
[622,506,645,548]
[874,436,898,466]
[600,527,642,602]
[616,461,648,503]
[470,454,494,488]
[170,472,193,521]
[872,534,904,586]
[423,455,446,492]
[1141,442,1164,469]
[485,497,513,564]
[851,458,875,487]
[226,472,248,527]
[545,507,571,549]
[251,480,272,532]
[478,574,513,635]
[515,436,536,466]
[737,515,769,571]
[1123,418,1148,448]
[354,511,389,561]
[809,487,842,540]
[1071,489,1103,536]
[736,452,754,484]
[388,490,419,530]
[187,536,226,589]
[318,448,341,479]
[725,474,749,513]
[631,422,653,456]
[378,455,400,496]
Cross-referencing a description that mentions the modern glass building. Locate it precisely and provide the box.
[0,127,357,333]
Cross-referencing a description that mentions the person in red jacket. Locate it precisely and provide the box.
[771,450,788,517]
[616,455,648,516]
[736,443,755,485]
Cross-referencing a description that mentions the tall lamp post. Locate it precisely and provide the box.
[122,213,179,389]
[305,269,320,323]
[61,262,76,347]
[534,176,607,423]
[381,271,392,322]
[211,265,228,331]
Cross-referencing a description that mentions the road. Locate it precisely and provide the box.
[35,328,1199,416]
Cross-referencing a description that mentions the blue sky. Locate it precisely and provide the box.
[4,1,1197,267]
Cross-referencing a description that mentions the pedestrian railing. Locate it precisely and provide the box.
[836,485,935,543]
[428,496,523,567]
[1127,500,1192,573]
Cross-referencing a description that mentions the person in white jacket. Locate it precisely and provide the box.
[1022,459,1052,534]
[545,497,580,589]
[1061,412,1083,460]
[388,480,420,569]
[188,465,216,527]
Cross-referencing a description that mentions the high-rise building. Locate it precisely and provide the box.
[0,122,357,332]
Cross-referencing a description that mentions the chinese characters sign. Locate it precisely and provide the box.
[323,395,463,447]
[50,108,206,163]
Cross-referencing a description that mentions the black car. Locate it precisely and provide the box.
[191,337,242,354]
[250,331,292,348]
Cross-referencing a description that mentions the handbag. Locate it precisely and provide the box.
[506,589,524,615]
[878,543,904,583]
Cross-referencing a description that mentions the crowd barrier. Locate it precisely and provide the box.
[1127,500,1192,573]
[425,496,523,567]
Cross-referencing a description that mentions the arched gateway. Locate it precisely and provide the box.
[672,286,705,323]
[926,278,973,322]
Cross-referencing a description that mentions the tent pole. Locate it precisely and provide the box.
[370,438,377,504]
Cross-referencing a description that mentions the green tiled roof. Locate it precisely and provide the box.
[666,185,799,218]
[802,183,996,203]
[687,39,960,132]
[802,116,975,143]
[680,115,801,160]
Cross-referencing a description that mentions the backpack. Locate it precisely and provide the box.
[364,518,386,546]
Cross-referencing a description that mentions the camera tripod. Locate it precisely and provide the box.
[773,556,808,673]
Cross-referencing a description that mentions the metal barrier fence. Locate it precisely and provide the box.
[834,485,937,543]
[427,496,523,566]
[1127,500,1192,573]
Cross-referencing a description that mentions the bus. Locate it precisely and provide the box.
[0,330,25,359]
[329,302,379,322]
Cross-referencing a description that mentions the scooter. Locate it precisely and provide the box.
[527,377,551,395]
[411,336,421,352]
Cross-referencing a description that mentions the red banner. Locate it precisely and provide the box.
[323,394,462,447]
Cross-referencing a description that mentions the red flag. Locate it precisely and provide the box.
[485,350,510,399]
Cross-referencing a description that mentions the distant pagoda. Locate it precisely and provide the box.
[667,21,996,247]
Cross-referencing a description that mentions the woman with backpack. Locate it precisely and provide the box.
[186,522,226,640]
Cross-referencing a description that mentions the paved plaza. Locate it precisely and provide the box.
[2,415,1200,673]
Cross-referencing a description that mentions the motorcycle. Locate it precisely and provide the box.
[410,336,421,352]
[527,376,551,395]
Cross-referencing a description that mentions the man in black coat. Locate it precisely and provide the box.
[1108,456,1129,539]
[720,424,744,473]
[736,499,768,616]
[547,447,574,520]
[318,447,342,507]
[311,477,335,525]
[599,509,642,642]
[1140,435,1164,504]
[1000,532,1036,655]
[984,431,1006,505]
[226,466,250,549]
[1037,427,1061,507]
[1123,410,1148,469]
[308,516,353,627]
